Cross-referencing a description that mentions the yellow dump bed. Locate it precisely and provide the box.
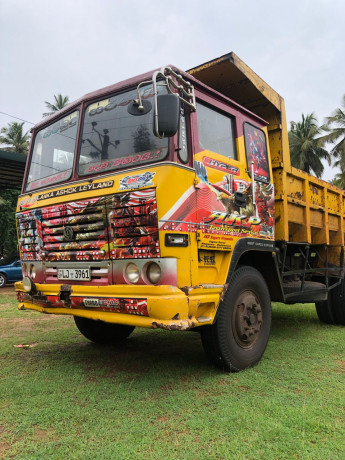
[188,53,345,258]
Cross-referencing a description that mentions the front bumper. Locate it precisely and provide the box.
[15,282,222,330]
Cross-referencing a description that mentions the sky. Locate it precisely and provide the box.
[1,0,344,181]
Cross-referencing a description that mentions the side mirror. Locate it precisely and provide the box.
[155,94,180,138]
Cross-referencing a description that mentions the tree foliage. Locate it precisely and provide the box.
[317,94,345,189]
[321,95,345,159]
[0,188,21,258]
[43,94,70,117]
[0,122,30,154]
[288,113,330,178]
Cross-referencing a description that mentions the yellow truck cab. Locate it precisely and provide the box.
[15,52,345,371]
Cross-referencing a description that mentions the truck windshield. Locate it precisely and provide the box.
[25,111,79,192]
[78,86,169,176]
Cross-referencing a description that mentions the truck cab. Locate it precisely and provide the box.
[15,53,345,372]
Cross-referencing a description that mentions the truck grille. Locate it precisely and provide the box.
[17,197,108,262]
[17,188,160,264]
[109,189,160,259]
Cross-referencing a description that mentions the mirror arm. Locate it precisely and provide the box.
[134,80,155,111]
[152,70,164,138]
[152,67,196,138]
[133,67,196,138]
[133,67,196,139]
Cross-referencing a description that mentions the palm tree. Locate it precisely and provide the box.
[323,95,345,156]
[288,113,330,178]
[43,94,70,117]
[320,94,345,167]
[0,122,30,154]
[330,172,345,189]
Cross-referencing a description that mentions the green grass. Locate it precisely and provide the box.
[0,288,344,459]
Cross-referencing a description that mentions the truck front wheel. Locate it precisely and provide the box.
[200,266,272,371]
[74,316,135,344]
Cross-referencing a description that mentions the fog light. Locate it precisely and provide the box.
[125,263,139,284]
[147,262,161,284]
[22,277,35,293]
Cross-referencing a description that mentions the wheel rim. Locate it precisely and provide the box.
[232,290,263,349]
[0,275,5,287]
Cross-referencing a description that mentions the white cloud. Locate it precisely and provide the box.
[1,0,344,180]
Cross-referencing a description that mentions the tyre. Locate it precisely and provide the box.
[200,266,272,372]
[330,280,345,325]
[74,316,135,344]
[315,298,335,324]
[0,273,7,288]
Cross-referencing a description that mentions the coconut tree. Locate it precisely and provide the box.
[321,95,345,167]
[323,95,345,156]
[330,172,345,189]
[0,121,30,154]
[43,94,70,117]
[329,154,345,190]
[288,113,330,178]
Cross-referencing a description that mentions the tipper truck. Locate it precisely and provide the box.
[14,52,345,371]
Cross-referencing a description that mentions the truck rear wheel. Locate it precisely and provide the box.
[315,280,345,325]
[74,316,135,344]
[330,280,345,325]
[315,298,335,324]
[200,266,272,371]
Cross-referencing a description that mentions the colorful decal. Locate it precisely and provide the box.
[86,150,164,174]
[18,195,38,210]
[119,172,155,190]
[29,170,71,191]
[244,123,270,183]
[81,297,148,316]
[17,189,160,282]
[160,161,274,246]
[202,156,240,176]
[37,180,114,201]
[109,189,160,259]
[17,291,148,316]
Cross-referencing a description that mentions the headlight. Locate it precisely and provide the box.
[147,262,161,284]
[125,263,139,284]
[22,277,35,293]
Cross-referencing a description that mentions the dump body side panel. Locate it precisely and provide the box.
[188,52,345,265]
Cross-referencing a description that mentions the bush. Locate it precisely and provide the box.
[0,188,21,258]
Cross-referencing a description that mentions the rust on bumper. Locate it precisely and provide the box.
[152,319,196,331]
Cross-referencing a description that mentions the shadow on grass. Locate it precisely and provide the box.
[270,302,323,338]
[7,302,335,382]
[59,329,212,379]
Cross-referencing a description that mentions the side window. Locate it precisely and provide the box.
[196,102,237,159]
[244,122,270,183]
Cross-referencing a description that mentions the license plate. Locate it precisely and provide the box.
[57,268,91,281]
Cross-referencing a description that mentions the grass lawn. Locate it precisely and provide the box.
[0,287,344,459]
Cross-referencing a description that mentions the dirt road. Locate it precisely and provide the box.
[0,285,16,297]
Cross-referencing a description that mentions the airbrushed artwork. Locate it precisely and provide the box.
[17,188,160,264]
[160,161,275,243]
[244,123,270,183]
